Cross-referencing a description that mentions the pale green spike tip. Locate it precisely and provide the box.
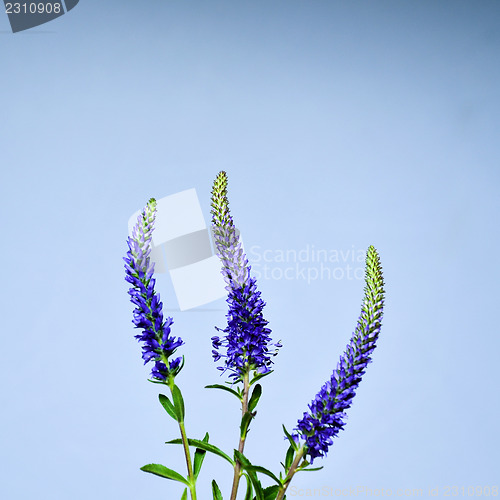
[211,171,231,224]
[213,171,228,194]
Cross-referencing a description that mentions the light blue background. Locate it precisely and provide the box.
[1,1,499,499]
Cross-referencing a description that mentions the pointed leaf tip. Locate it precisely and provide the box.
[212,479,223,500]
[140,464,189,485]
[159,394,177,421]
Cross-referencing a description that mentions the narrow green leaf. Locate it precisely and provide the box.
[235,449,263,500]
[212,480,223,500]
[248,470,264,500]
[243,473,254,500]
[246,465,281,485]
[158,394,177,421]
[240,411,253,438]
[166,438,234,466]
[140,464,189,485]
[249,370,273,386]
[235,450,276,497]
[285,444,294,470]
[234,449,251,467]
[193,432,209,480]
[282,425,298,451]
[205,384,242,401]
[172,384,185,422]
[180,488,188,500]
[248,384,262,413]
[300,466,324,472]
[148,378,169,386]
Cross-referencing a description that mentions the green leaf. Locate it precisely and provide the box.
[140,464,189,485]
[212,480,223,500]
[180,488,188,500]
[248,384,262,413]
[240,411,253,438]
[205,384,242,401]
[246,465,281,485]
[158,394,177,421]
[243,473,254,500]
[234,449,252,468]
[263,485,280,500]
[234,449,280,485]
[300,466,324,472]
[234,451,267,500]
[147,378,169,386]
[193,432,209,480]
[285,444,294,471]
[249,370,273,386]
[172,384,185,422]
[166,438,234,466]
[248,470,264,500]
[282,425,298,451]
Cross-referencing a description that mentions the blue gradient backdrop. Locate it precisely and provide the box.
[1,1,499,499]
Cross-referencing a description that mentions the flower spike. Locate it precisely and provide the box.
[210,171,281,380]
[293,245,385,463]
[124,198,184,382]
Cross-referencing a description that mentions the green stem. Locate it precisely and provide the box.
[178,420,197,500]
[229,371,250,500]
[167,377,197,500]
[276,447,306,500]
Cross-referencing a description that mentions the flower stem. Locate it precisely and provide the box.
[178,420,197,500]
[276,446,306,500]
[168,380,197,500]
[229,371,250,500]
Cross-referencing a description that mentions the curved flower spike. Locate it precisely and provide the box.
[124,198,184,382]
[293,245,385,463]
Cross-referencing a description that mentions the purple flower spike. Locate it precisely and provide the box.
[124,198,184,382]
[212,275,281,379]
[210,172,281,380]
[293,245,385,463]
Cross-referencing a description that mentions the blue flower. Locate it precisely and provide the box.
[211,275,281,379]
[293,246,385,463]
[124,198,184,382]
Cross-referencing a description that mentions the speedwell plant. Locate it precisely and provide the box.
[123,171,385,500]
